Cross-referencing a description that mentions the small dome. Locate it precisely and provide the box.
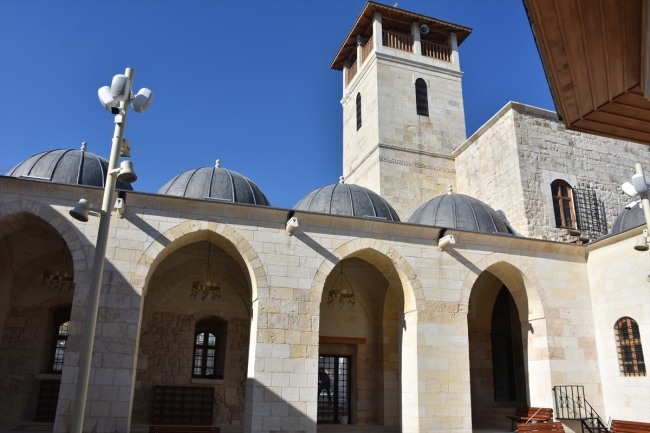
[408,193,512,235]
[7,146,133,190]
[158,161,270,206]
[611,202,645,234]
[294,182,400,221]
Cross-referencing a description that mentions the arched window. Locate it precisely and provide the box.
[615,317,646,376]
[551,180,575,229]
[415,78,429,116]
[192,317,227,379]
[50,307,71,373]
[356,93,362,130]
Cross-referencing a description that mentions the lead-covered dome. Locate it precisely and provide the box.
[408,192,512,235]
[7,144,133,190]
[611,202,645,234]
[294,180,400,221]
[157,160,270,206]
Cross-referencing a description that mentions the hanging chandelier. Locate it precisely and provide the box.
[191,243,221,302]
[327,261,356,308]
[41,243,75,291]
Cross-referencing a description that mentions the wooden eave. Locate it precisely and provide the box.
[524,0,650,145]
[330,1,472,70]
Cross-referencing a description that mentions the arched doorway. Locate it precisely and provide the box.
[317,256,403,427]
[0,212,78,423]
[133,239,251,426]
[468,271,527,428]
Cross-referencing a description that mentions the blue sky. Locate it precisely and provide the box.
[0,0,553,209]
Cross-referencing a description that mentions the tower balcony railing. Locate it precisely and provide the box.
[382,30,413,52]
[421,40,451,62]
[361,34,374,64]
[346,59,358,85]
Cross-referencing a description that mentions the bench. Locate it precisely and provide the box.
[516,422,565,432]
[506,407,553,431]
[149,427,220,433]
[611,420,650,433]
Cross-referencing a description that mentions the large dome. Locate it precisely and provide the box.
[7,145,133,190]
[294,180,400,221]
[408,193,512,235]
[610,202,646,234]
[157,160,270,206]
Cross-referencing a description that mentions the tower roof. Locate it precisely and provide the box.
[331,1,472,70]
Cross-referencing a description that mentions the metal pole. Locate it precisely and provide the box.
[634,163,650,237]
[70,67,134,433]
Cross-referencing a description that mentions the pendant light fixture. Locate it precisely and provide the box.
[41,242,75,291]
[191,243,221,302]
[327,261,356,308]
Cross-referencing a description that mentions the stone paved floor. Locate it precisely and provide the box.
[0,422,511,433]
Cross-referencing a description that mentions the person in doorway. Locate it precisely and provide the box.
[318,367,332,405]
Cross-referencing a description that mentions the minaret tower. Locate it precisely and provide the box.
[331,2,471,220]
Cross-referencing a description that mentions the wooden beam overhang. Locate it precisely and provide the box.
[524,0,650,145]
[330,1,472,70]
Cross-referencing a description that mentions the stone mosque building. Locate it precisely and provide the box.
[0,2,648,433]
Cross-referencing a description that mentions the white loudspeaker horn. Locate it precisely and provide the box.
[131,88,154,113]
[420,24,429,35]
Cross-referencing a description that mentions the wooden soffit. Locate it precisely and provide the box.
[330,1,472,71]
[524,0,650,145]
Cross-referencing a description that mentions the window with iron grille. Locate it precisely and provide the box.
[573,186,607,237]
[192,317,227,379]
[356,93,362,130]
[51,308,71,373]
[415,78,429,116]
[551,180,576,229]
[615,317,646,376]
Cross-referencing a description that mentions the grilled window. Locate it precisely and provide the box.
[52,320,69,372]
[415,78,429,116]
[193,331,217,378]
[192,317,227,379]
[356,93,362,130]
[615,317,646,376]
[551,180,576,229]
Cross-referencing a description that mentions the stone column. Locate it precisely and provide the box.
[243,293,319,433]
[342,61,350,93]
[449,32,460,66]
[522,318,552,407]
[412,22,422,56]
[356,40,363,67]
[373,12,383,55]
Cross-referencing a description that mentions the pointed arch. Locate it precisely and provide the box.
[460,252,545,321]
[0,200,88,274]
[132,220,268,303]
[310,238,422,313]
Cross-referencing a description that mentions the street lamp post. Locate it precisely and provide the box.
[69,67,152,433]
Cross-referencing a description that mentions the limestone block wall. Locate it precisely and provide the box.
[343,51,465,220]
[455,102,650,241]
[376,56,466,157]
[0,306,50,421]
[0,176,628,433]
[343,58,380,180]
[133,312,249,424]
[454,107,526,231]
[586,230,650,423]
